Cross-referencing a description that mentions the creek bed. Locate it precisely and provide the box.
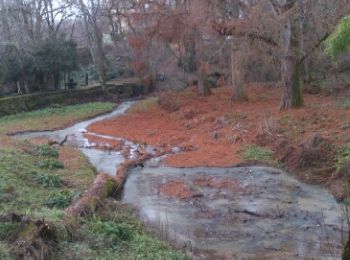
[14,102,347,259]
[123,166,346,259]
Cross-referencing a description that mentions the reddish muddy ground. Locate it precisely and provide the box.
[87,85,349,169]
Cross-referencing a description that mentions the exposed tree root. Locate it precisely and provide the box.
[0,213,59,260]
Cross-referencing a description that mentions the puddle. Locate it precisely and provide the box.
[123,166,347,259]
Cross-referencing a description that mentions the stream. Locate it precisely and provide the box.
[16,102,347,259]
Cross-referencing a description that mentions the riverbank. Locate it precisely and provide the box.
[87,85,350,200]
[0,102,186,259]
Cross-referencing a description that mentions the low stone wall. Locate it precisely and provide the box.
[0,80,149,116]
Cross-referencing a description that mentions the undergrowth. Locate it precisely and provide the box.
[0,136,186,259]
[243,144,274,162]
[58,203,188,260]
[336,143,350,170]
[128,97,158,113]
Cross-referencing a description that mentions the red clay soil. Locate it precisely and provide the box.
[87,85,350,168]
[158,180,194,200]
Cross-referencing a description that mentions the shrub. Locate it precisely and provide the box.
[33,173,62,188]
[36,145,59,158]
[90,220,132,245]
[44,190,73,208]
[243,145,273,162]
[38,158,64,170]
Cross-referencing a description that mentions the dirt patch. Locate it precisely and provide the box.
[158,180,194,200]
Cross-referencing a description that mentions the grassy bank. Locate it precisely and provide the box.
[0,103,186,259]
[0,102,115,134]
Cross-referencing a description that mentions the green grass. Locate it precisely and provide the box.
[32,172,63,188]
[0,101,186,259]
[335,143,350,170]
[0,137,97,256]
[0,102,115,134]
[242,144,274,162]
[58,204,188,260]
[0,140,95,215]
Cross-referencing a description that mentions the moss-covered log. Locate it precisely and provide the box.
[65,174,120,218]
[65,150,165,219]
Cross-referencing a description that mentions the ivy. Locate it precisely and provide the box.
[325,16,350,58]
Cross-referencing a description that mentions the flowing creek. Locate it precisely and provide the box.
[15,102,347,259]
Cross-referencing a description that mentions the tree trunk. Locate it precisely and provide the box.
[231,38,245,101]
[16,80,22,95]
[280,16,303,109]
[183,38,197,73]
[197,61,210,96]
[53,71,60,90]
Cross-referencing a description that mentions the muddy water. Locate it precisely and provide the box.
[123,166,346,259]
[15,102,347,259]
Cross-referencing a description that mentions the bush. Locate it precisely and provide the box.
[33,173,62,188]
[44,190,73,208]
[90,220,132,245]
[243,145,273,162]
[158,92,180,112]
[36,145,59,158]
[38,159,64,170]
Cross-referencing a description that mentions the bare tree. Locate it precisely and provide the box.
[77,0,108,87]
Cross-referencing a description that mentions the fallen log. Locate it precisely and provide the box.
[65,149,167,218]
[65,174,120,217]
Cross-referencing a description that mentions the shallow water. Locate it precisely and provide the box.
[15,102,347,259]
[16,102,137,175]
[123,166,347,259]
